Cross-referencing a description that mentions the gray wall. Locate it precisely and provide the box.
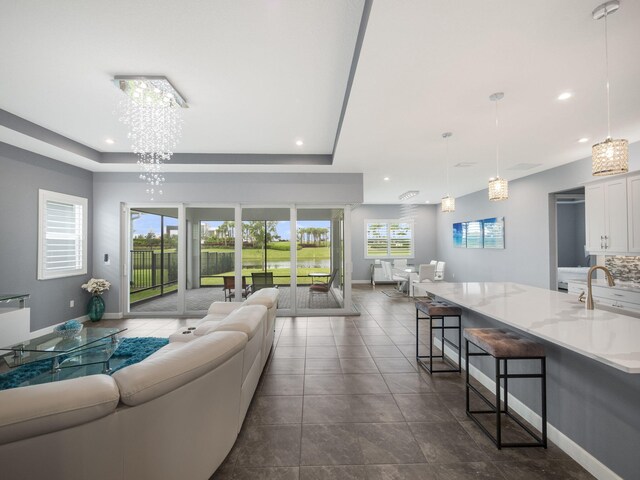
[92,172,363,313]
[350,204,438,281]
[0,143,93,332]
[435,142,640,288]
[557,202,587,267]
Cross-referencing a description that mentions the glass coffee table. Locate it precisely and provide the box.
[1,327,127,381]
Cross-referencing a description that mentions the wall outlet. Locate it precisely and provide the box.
[69,300,74,308]
[452,273,455,279]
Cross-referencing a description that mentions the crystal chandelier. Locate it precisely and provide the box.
[592,1,628,176]
[441,132,455,213]
[114,76,187,199]
[488,92,508,201]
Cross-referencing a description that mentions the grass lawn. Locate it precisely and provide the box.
[130,244,333,303]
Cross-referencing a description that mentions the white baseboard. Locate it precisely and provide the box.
[102,312,124,320]
[351,280,371,284]
[433,337,621,480]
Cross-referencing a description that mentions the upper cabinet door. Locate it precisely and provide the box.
[585,183,606,253]
[628,173,640,253]
[605,178,628,252]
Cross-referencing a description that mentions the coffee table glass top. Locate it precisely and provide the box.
[1,327,126,368]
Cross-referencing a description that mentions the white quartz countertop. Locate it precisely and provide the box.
[422,282,640,374]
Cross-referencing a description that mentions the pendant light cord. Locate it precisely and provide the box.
[494,99,500,178]
[604,11,611,139]
[445,135,450,196]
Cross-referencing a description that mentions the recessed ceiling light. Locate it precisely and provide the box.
[383,177,390,181]
[578,137,589,143]
[557,92,573,101]
[425,200,430,204]
[295,140,304,146]
[105,138,115,144]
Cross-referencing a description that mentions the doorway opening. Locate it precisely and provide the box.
[551,188,594,291]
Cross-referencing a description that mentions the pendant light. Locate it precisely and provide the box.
[591,0,628,176]
[441,132,455,213]
[488,92,508,201]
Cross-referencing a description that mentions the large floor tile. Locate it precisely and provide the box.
[232,467,300,480]
[267,358,305,375]
[274,346,306,359]
[339,357,380,374]
[235,425,302,467]
[433,462,507,480]
[493,460,595,480]
[305,358,342,374]
[382,373,434,394]
[333,335,365,346]
[260,374,305,396]
[366,344,404,358]
[356,422,426,464]
[336,345,371,358]
[300,424,364,465]
[408,422,489,464]
[305,346,339,358]
[373,357,417,373]
[299,465,366,480]
[362,335,395,346]
[305,336,336,346]
[364,464,437,480]
[393,394,457,422]
[303,394,404,424]
[304,374,389,395]
[246,396,303,425]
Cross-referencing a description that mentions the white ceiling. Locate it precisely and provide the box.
[1,0,640,204]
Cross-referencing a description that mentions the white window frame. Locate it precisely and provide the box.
[38,189,88,280]
[364,219,415,259]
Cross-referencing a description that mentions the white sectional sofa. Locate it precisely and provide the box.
[0,288,279,480]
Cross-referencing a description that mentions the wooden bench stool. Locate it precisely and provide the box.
[464,328,547,449]
[415,300,462,374]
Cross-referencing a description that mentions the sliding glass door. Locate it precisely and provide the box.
[241,208,292,310]
[123,204,351,316]
[128,207,180,314]
[185,207,236,312]
[296,208,345,311]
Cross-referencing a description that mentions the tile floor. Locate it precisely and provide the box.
[103,285,595,480]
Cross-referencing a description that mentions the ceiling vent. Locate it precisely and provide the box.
[399,190,419,201]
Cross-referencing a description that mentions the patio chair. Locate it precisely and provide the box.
[222,276,251,301]
[309,268,338,294]
[251,271,275,291]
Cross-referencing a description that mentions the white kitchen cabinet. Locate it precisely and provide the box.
[585,177,628,253]
[568,281,640,314]
[627,173,640,253]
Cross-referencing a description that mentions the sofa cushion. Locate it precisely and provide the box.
[207,302,242,316]
[113,331,247,407]
[212,305,266,340]
[0,375,119,445]
[244,288,279,309]
[193,319,222,336]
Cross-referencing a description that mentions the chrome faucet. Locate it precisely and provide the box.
[586,265,615,310]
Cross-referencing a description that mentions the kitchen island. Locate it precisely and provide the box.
[421,282,640,480]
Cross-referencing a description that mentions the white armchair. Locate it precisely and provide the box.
[435,261,446,281]
[410,264,436,297]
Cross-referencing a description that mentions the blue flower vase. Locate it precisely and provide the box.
[88,295,105,322]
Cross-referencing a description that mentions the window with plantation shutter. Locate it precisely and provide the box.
[365,219,414,258]
[38,190,87,280]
